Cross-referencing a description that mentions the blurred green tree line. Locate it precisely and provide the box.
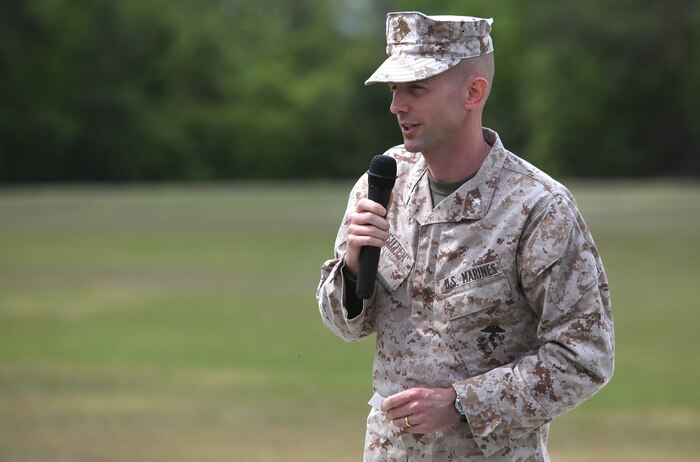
[1,0,698,181]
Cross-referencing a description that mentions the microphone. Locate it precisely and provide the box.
[356,155,397,299]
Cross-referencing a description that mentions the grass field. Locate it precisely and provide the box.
[1,180,699,461]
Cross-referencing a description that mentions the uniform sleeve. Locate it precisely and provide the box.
[316,177,378,342]
[454,193,615,457]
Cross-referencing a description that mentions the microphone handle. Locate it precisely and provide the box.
[356,185,392,299]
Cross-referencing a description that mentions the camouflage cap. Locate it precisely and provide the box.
[365,12,494,85]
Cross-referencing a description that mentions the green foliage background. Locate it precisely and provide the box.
[1,0,698,181]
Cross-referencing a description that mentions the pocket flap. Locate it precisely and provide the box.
[443,275,513,320]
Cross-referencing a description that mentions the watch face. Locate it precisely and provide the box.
[455,397,468,423]
[455,398,465,415]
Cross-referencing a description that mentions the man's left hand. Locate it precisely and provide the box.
[381,387,461,434]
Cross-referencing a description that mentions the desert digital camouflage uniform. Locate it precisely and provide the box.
[316,129,615,461]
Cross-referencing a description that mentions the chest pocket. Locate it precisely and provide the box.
[377,233,414,293]
[441,274,514,321]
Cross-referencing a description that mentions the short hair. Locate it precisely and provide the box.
[451,53,495,100]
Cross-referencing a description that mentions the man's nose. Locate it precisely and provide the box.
[390,90,408,115]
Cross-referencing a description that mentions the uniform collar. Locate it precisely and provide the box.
[403,128,506,225]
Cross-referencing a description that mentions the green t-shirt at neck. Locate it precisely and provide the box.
[428,171,476,207]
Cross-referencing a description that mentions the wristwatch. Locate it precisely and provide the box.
[454,397,468,423]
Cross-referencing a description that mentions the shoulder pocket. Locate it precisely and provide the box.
[548,230,599,312]
[521,201,599,313]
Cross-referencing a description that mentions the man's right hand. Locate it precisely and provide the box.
[344,197,392,277]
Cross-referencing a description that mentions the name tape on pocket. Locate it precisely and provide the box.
[439,261,502,294]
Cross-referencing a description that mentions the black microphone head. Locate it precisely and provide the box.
[367,155,397,189]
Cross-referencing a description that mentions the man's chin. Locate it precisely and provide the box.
[402,141,421,153]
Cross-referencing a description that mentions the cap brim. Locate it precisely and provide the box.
[364,55,460,85]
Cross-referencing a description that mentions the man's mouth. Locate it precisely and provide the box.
[401,123,420,132]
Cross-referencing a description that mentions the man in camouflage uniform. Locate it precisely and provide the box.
[316,12,614,461]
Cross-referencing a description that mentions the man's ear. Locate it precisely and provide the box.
[464,76,490,108]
